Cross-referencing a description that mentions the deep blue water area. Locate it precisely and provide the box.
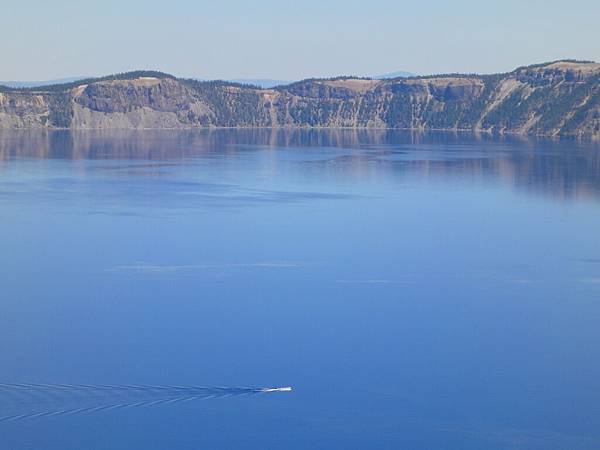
[1,129,600,449]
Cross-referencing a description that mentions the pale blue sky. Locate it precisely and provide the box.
[3,0,599,80]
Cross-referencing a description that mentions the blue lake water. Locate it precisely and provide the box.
[1,129,600,449]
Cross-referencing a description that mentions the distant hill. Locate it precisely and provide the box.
[228,79,292,88]
[1,74,411,89]
[230,75,415,87]
[1,60,599,137]
[0,77,86,88]
[374,71,414,79]
[228,73,416,86]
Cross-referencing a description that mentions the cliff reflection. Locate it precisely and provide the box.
[1,129,600,201]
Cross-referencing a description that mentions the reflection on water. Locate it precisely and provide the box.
[2,129,600,201]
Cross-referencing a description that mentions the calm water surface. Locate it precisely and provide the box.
[1,130,600,449]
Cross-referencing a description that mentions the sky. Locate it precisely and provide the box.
[2,0,600,81]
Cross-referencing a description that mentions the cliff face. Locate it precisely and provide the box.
[0,92,50,128]
[70,78,215,129]
[1,61,599,136]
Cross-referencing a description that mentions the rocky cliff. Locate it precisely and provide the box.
[1,61,599,136]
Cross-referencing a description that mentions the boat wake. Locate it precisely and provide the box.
[0,382,292,422]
